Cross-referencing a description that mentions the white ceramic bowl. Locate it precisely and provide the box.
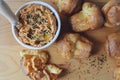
[12,1,61,50]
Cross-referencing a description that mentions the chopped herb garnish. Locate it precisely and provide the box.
[32,23,37,28]
[27,15,32,19]
[26,20,30,24]
[35,40,40,44]
[48,26,51,30]
[35,14,39,17]
[29,29,35,35]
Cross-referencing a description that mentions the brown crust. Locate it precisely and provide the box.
[105,32,120,59]
[102,0,120,27]
[102,0,120,14]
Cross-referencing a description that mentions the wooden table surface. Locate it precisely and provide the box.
[0,0,120,80]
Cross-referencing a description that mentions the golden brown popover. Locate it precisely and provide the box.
[50,0,82,15]
[56,33,93,59]
[102,0,120,27]
[105,32,120,59]
[71,2,104,32]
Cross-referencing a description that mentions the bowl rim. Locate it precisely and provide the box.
[12,1,61,50]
